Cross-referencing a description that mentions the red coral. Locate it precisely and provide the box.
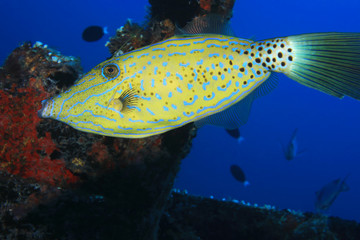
[200,0,212,11]
[0,77,78,186]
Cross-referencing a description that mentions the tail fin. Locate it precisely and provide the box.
[262,33,360,99]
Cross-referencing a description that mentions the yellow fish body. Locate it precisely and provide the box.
[39,32,360,138]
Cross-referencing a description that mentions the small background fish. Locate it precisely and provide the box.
[82,25,108,42]
[315,175,350,211]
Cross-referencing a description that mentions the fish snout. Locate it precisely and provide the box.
[38,99,52,118]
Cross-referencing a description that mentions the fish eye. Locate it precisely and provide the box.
[102,64,120,78]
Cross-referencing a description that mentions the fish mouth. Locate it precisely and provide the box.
[38,99,52,118]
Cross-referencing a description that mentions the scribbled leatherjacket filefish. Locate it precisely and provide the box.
[39,17,360,138]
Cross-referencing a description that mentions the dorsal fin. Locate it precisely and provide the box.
[175,14,234,36]
[195,74,278,129]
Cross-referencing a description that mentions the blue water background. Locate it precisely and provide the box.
[1,0,359,222]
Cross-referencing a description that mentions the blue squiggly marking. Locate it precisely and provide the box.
[179,62,190,67]
[176,87,182,93]
[183,95,198,106]
[128,106,141,112]
[209,53,220,58]
[169,52,186,56]
[183,111,194,117]
[151,78,155,87]
[146,108,155,116]
[207,44,221,48]
[252,68,263,77]
[118,126,132,130]
[122,55,134,61]
[153,48,166,51]
[176,73,183,80]
[137,53,149,59]
[68,120,112,132]
[193,69,198,81]
[141,96,151,101]
[217,80,232,91]
[62,109,116,122]
[202,82,210,90]
[64,78,121,115]
[193,37,228,44]
[204,92,215,101]
[140,80,144,91]
[168,117,181,122]
[179,43,191,47]
[136,128,152,131]
[147,119,164,124]
[74,79,87,87]
[129,118,144,123]
[190,49,204,54]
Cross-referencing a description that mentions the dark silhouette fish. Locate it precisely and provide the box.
[225,128,245,143]
[282,128,300,160]
[230,164,249,187]
[82,26,108,42]
[315,175,350,211]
